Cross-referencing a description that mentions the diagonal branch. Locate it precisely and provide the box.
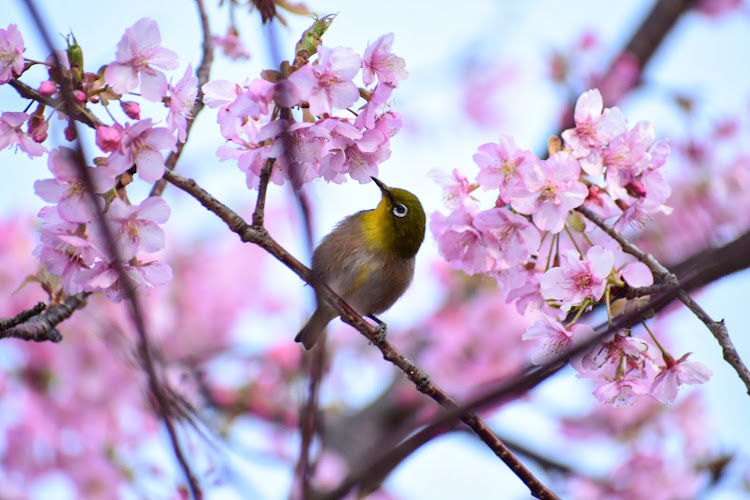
[19,1,205,498]
[577,204,750,394]
[150,0,215,197]
[163,170,560,499]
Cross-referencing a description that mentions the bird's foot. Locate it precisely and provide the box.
[367,315,388,344]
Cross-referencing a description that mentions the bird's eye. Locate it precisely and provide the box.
[393,204,408,217]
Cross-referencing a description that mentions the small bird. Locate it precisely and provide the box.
[295,177,426,350]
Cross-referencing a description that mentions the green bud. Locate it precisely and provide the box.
[66,32,84,70]
[295,14,336,59]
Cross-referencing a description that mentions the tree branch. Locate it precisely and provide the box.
[20,1,204,497]
[577,204,750,394]
[150,0,215,197]
[164,170,560,499]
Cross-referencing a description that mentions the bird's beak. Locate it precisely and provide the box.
[371,177,395,205]
[371,177,389,194]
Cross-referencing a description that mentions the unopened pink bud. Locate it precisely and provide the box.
[626,181,647,198]
[64,124,77,141]
[96,125,122,152]
[120,100,141,120]
[73,90,86,104]
[30,120,49,143]
[38,80,57,98]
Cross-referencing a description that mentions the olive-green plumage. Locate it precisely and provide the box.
[295,177,426,350]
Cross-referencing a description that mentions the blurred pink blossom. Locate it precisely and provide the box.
[213,26,251,60]
[34,147,115,223]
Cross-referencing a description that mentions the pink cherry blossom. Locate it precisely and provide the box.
[212,27,251,60]
[473,207,541,268]
[580,331,649,371]
[541,245,614,311]
[166,64,198,142]
[0,24,25,84]
[105,118,176,183]
[38,80,57,97]
[561,88,627,158]
[95,125,123,153]
[508,151,588,233]
[34,147,116,223]
[120,100,141,120]
[319,117,388,184]
[474,135,536,200]
[430,206,493,275]
[361,33,408,87]
[288,46,361,116]
[271,121,332,188]
[428,168,474,209]
[104,18,179,101]
[523,315,595,365]
[104,197,170,261]
[650,353,712,403]
[33,207,101,294]
[83,260,172,302]
[354,82,393,130]
[218,118,284,189]
[591,368,651,407]
[0,111,47,157]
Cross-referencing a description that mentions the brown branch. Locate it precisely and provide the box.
[8,78,103,128]
[0,301,46,330]
[577,205,750,395]
[252,158,275,227]
[19,1,203,497]
[294,340,327,496]
[164,170,560,499]
[0,297,88,343]
[150,0,215,197]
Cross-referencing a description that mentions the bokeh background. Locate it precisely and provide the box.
[2,1,750,498]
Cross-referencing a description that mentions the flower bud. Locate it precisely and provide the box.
[66,33,84,70]
[96,125,122,152]
[64,123,77,141]
[30,120,49,143]
[38,80,57,98]
[120,100,140,120]
[625,181,647,198]
[73,90,86,104]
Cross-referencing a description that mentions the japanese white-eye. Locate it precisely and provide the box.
[295,177,426,349]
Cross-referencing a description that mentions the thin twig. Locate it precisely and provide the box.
[577,204,750,394]
[252,158,275,227]
[0,301,46,330]
[150,0,215,197]
[8,78,102,128]
[20,1,203,497]
[0,296,89,343]
[164,170,560,499]
[294,341,327,496]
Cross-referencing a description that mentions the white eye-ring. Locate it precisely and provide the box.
[393,204,408,217]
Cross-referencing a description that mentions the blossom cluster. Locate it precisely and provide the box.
[0,19,186,300]
[431,88,710,406]
[202,29,408,189]
[33,147,172,301]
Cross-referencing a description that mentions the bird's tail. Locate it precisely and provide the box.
[295,307,336,350]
